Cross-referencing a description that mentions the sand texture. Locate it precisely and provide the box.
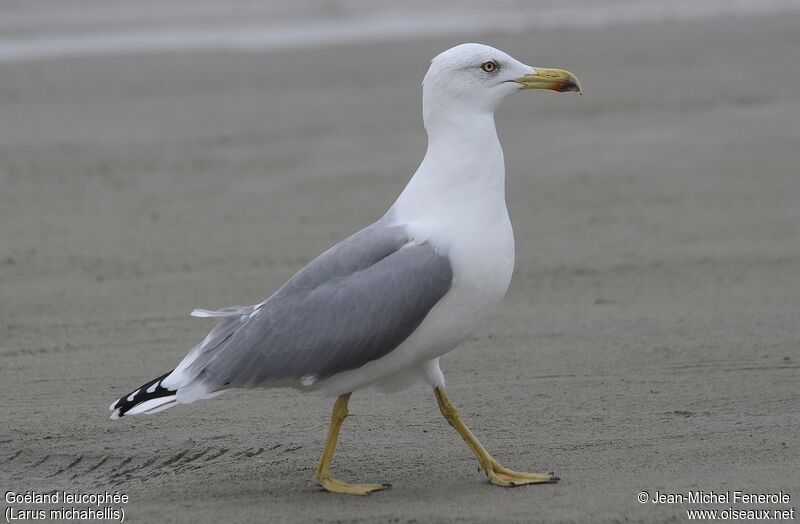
[1,12,799,523]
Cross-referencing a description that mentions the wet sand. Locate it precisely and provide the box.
[1,12,799,523]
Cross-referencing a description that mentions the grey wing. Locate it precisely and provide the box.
[179,220,453,390]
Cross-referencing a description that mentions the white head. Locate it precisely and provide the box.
[422,43,580,126]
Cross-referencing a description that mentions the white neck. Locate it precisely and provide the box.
[390,109,507,221]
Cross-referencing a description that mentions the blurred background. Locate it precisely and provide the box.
[1,1,799,522]
[3,0,800,61]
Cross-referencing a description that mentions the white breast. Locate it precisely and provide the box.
[318,209,514,396]
[402,195,515,361]
[391,120,515,345]
[318,108,515,395]
[318,172,515,397]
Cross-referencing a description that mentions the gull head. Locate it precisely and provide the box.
[422,43,581,123]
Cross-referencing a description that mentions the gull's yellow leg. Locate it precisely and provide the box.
[434,387,558,487]
[313,393,390,495]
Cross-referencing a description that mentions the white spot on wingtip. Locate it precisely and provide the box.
[146,383,158,394]
[127,389,140,402]
[299,375,317,386]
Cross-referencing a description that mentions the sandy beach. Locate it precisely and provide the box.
[1,7,799,523]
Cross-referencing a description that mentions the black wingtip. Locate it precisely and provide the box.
[109,370,175,419]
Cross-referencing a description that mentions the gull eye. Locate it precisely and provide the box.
[480,60,498,73]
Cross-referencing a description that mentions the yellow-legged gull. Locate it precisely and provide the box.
[109,43,581,495]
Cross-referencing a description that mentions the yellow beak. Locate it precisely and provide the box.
[512,68,581,93]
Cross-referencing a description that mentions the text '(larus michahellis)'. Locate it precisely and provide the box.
[109,43,581,495]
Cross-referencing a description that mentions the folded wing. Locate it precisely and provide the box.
[162,220,453,400]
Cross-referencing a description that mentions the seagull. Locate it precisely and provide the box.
[109,43,581,495]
